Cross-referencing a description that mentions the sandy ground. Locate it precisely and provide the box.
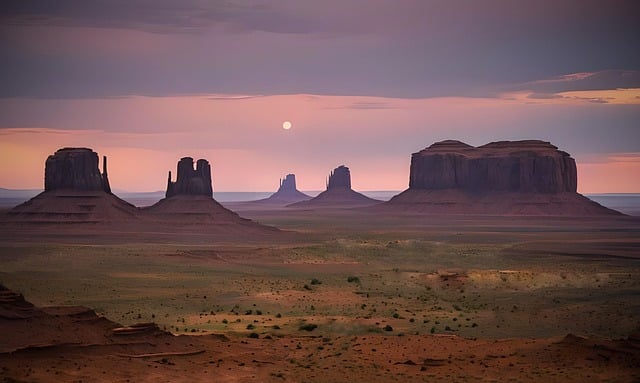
[1,206,639,382]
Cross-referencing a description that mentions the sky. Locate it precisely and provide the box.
[0,0,639,193]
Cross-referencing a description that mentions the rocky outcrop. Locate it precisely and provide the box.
[44,148,111,193]
[166,157,213,198]
[408,140,577,193]
[387,140,621,216]
[289,165,380,208]
[327,165,351,189]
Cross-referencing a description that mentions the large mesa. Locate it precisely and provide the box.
[387,140,621,215]
[408,140,577,193]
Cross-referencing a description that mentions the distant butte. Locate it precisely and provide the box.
[5,148,138,223]
[254,174,311,205]
[386,140,622,215]
[289,165,380,208]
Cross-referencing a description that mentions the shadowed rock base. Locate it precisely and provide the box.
[387,189,621,216]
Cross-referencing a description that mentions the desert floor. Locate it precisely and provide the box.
[1,206,639,382]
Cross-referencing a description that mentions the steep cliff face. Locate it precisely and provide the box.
[44,148,111,193]
[278,174,298,194]
[387,140,620,216]
[166,157,213,198]
[409,140,577,193]
[327,165,351,189]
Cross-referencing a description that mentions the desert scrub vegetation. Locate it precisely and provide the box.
[299,323,318,332]
[347,276,360,284]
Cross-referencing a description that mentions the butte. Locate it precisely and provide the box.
[252,174,311,205]
[3,148,138,224]
[289,165,380,208]
[144,157,279,235]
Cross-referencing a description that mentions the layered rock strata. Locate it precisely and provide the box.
[408,140,577,193]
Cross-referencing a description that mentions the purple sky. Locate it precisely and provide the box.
[0,1,639,192]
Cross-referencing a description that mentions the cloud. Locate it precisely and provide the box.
[1,1,639,99]
[324,101,398,110]
[526,93,564,100]
[0,0,341,35]
[513,70,640,94]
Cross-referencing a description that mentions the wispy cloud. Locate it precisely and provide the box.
[510,70,640,95]
[324,101,398,110]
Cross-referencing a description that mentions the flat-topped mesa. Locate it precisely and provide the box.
[326,165,351,190]
[165,157,213,198]
[409,140,577,193]
[44,148,111,193]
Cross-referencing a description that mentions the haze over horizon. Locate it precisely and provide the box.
[1,1,639,193]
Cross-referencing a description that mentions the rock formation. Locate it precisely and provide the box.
[145,156,278,235]
[166,157,213,198]
[408,140,577,193]
[289,165,380,208]
[327,165,351,189]
[44,148,111,193]
[280,174,299,193]
[253,174,311,205]
[5,147,137,223]
[387,140,622,215]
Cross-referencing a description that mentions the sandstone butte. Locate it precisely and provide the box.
[289,165,380,208]
[5,148,138,223]
[4,149,277,235]
[253,174,311,205]
[144,156,278,234]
